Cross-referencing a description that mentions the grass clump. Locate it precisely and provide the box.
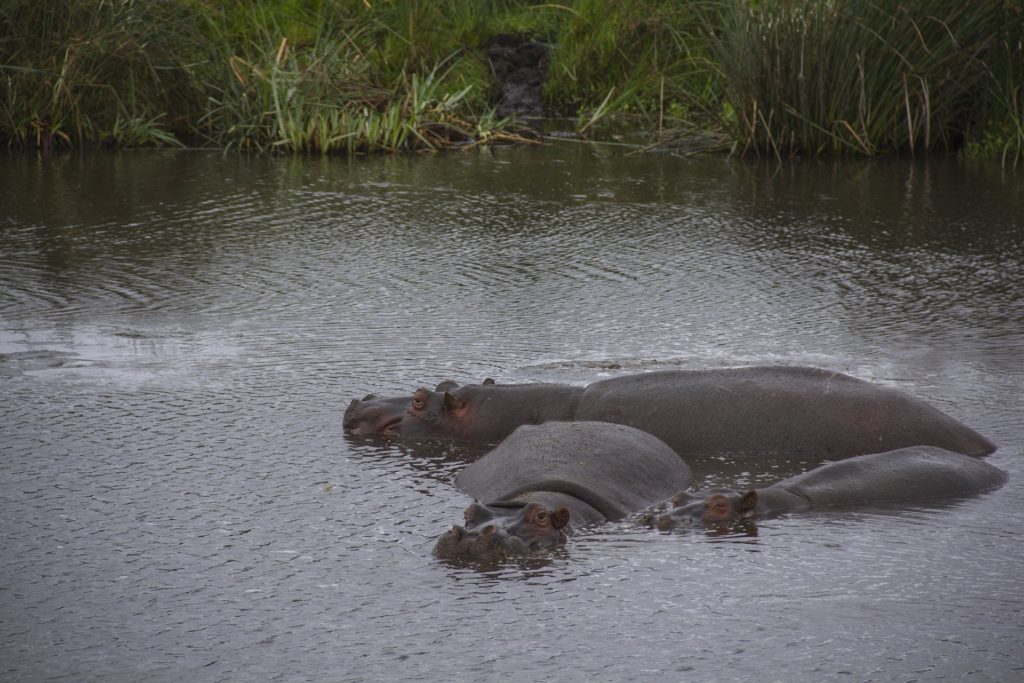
[1,0,1019,160]
[543,0,716,131]
[0,0,202,149]
[963,2,1024,165]
[0,0,523,153]
[705,0,1011,158]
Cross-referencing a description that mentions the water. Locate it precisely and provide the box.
[1,146,1022,682]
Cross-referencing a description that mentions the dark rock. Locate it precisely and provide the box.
[485,35,550,120]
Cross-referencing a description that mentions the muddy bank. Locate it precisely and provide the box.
[486,35,550,120]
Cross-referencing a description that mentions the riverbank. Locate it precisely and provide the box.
[1,0,1020,161]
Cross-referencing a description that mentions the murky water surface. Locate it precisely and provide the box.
[1,146,1022,681]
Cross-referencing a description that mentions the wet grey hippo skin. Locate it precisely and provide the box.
[654,446,1008,529]
[345,367,995,459]
[345,378,583,443]
[342,394,412,436]
[434,421,692,562]
[575,366,995,459]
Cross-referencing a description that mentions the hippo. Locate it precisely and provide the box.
[345,367,995,461]
[434,421,692,562]
[653,446,1007,530]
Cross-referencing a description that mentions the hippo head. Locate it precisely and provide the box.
[433,501,571,562]
[654,489,758,530]
[399,384,473,440]
[342,394,409,436]
[344,380,478,437]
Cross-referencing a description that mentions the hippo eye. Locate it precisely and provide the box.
[411,398,425,410]
[534,511,548,525]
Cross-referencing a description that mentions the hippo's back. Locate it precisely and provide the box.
[576,366,995,459]
[779,446,1008,508]
[455,422,691,520]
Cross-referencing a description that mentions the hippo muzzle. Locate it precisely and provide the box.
[653,490,756,529]
[433,501,570,562]
[343,395,407,436]
[433,524,531,562]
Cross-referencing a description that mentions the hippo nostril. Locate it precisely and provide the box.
[381,416,403,434]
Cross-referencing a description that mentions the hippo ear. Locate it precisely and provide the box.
[482,377,495,385]
[443,391,467,412]
[435,380,460,391]
[739,491,758,512]
[361,394,378,401]
[551,506,571,529]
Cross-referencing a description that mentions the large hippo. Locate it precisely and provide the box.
[434,421,692,562]
[345,367,995,460]
[653,446,1007,529]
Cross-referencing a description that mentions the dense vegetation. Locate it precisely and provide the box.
[1,0,1021,161]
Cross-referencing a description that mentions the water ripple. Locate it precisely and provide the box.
[1,148,1022,681]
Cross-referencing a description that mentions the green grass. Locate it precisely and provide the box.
[0,0,204,149]
[1,0,1020,161]
[703,0,1014,159]
[0,0,516,153]
[964,2,1024,165]
[543,0,715,129]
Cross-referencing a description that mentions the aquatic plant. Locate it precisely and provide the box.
[704,0,1010,158]
[0,0,517,153]
[963,2,1024,165]
[543,0,716,129]
[0,0,1018,160]
[0,0,203,149]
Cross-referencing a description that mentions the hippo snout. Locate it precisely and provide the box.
[433,522,530,562]
[343,396,407,435]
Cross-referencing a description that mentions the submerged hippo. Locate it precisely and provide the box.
[654,446,1007,529]
[434,421,692,562]
[345,366,995,460]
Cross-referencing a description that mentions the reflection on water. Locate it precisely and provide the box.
[1,146,1022,681]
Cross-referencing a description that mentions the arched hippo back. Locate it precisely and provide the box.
[455,422,692,521]
[575,366,995,460]
[778,446,1008,508]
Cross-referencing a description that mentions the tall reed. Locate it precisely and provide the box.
[544,0,715,124]
[197,3,516,154]
[706,0,1006,157]
[0,0,204,149]
[965,1,1024,164]
[2,1,1018,159]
